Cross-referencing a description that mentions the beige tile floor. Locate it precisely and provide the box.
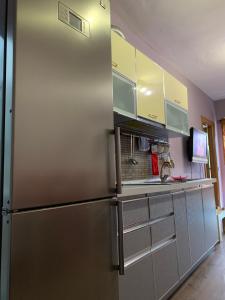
[170,240,225,300]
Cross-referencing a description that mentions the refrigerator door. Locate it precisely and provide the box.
[7,200,118,300]
[5,0,115,210]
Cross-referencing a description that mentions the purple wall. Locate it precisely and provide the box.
[111,9,224,206]
[215,99,225,121]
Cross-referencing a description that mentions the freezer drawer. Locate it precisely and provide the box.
[7,200,118,300]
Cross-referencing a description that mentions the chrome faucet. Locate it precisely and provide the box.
[160,160,175,183]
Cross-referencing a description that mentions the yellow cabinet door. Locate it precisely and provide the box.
[136,50,165,124]
[111,31,136,83]
[164,71,188,110]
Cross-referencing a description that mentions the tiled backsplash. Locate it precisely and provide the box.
[121,134,204,182]
[121,134,153,181]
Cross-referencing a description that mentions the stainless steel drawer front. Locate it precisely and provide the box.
[124,227,151,261]
[149,194,173,220]
[151,216,175,247]
[123,198,149,228]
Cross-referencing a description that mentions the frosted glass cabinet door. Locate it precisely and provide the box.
[136,50,165,124]
[165,101,189,136]
[113,72,136,118]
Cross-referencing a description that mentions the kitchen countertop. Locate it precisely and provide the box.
[118,178,216,197]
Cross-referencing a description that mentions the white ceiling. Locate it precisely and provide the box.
[111,0,225,100]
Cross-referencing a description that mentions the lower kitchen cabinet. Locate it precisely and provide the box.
[119,255,156,300]
[186,188,205,265]
[152,240,179,300]
[202,186,219,250]
[173,191,191,278]
[118,185,218,300]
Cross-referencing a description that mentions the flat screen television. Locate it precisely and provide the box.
[188,127,208,164]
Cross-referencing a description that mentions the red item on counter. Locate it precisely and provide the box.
[172,176,187,182]
[151,154,159,176]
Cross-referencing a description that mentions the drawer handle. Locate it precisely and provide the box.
[151,237,176,253]
[148,114,158,119]
[123,197,149,204]
[117,200,125,275]
[175,99,181,105]
[125,238,176,268]
[124,221,151,234]
[149,193,172,200]
[124,214,174,234]
[112,61,118,68]
[124,249,151,269]
[150,213,174,224]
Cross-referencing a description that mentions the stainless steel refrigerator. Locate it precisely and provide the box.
[0,0,119,299]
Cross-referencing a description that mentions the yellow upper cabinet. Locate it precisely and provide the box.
[163,71,188,110]
[111,31,136,83]
[136,50,165,124]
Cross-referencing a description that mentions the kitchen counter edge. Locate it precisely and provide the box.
[118,178,216,198]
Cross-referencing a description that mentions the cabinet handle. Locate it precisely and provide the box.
[124,221,151,234]
[117,200,125,275]
[148,114,158,119]
[112,61,118,68]
[151,237,176,253]
[124,249,151,269]
[123,197,149,204]
[175,99,181,105]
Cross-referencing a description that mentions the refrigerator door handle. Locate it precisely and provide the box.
[117,199,125,275]
[115,127,122,194]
